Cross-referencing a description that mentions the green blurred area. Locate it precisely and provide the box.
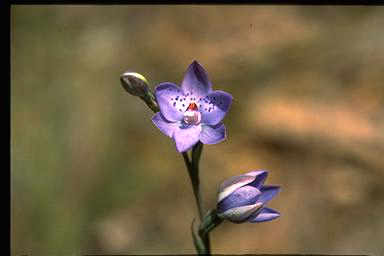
[11,5,384,255]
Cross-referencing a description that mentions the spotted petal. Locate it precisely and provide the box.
[248,207,280,223]
[172,125,202,152]
[200,91,232,126]
[199,123,226,144]
[155,82,185,122]
[181,61,212,98]
[152,112,180,138]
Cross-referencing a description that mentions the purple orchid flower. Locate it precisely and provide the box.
[151,61,233,152]
[217,170,280,223]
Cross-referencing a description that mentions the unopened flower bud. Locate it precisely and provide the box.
[217,170,280,223]
[120,72,149,97]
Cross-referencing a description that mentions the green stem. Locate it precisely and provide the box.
[198,209,224,254]
[199,209,224,240]
[140,91,159,113]
[191,219,207,254]
[182,142,212,254]
[182,151,204,221]
[191,143,211,253]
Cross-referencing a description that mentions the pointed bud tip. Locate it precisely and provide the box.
[120,72,149,97]
[191,60,204,68]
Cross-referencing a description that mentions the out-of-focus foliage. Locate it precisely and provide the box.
[11,5,384,255]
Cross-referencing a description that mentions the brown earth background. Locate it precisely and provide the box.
[11,5,384,255]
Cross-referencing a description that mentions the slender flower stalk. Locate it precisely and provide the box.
[182,148,204,220]
[185,142,211,253]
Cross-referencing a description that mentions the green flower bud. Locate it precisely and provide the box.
[120,72,149,97]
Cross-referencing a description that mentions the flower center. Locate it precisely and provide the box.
[183,102,201,125]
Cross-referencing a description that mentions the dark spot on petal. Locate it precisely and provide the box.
[182,104,185,107]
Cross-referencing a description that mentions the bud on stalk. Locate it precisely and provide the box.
[120,72,149,97]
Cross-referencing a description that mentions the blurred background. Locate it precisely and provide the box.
[11,5,384,255]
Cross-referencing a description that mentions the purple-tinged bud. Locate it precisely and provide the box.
[216,170,281,223]
[120,72,149,97]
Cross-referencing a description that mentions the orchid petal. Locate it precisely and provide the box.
[172,125,202,152]
[257,185,281,204]
[199,123,226,144]
[246,170,268,188]
[151,112,180,138]
[217,185,261,213]
[217,175,257,203]
[200,91,232,126]
[218,202,263,223]
[248,207,280,223]
[155,82,185,122]
[181,61,212,98]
